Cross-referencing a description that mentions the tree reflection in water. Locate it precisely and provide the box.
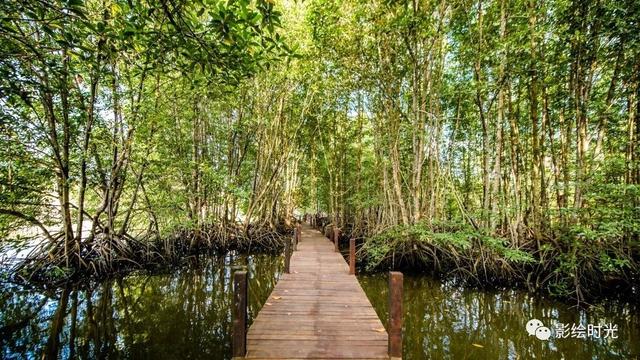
[359,274,640,359]
[1,253,282,359]
[3,260,638,359]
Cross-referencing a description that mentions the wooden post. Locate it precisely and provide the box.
[284,237,291,273]
[296,224,302,243]
[349,238,356,275]
[388,271,403,359]
[333,227,340,252]
[233,270,247,358]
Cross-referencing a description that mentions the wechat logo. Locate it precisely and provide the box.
[526,319,551,341]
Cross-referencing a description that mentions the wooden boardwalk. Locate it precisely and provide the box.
[245,224,389,359]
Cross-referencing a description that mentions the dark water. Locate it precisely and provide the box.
[0,254,282,359]
[2,255,638,360]
[359,274,640,360]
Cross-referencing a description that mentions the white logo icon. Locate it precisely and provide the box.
[526,319,551,340]
[535,326,552,340]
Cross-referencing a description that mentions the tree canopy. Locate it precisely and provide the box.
[1,0,639,301]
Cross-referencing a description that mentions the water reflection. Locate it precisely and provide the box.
[3,258,638,359]
[359,274,640,359]
[1,254,282,359]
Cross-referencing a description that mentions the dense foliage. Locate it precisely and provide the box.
[1,0,638,301]
[0,0,293,280]
[297,0,640,302]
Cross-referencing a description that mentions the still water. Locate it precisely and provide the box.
[1,254,638,359]
[359,274,640,359]
[1,254,282,359]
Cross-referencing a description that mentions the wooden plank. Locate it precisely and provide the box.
[245,224,389,359]
[233,271,248,357]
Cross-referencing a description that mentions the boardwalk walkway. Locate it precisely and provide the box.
[245,224,389,359]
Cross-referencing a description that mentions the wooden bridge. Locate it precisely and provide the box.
[231,223,403,359]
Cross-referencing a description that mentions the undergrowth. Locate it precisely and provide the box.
[356,220,638,304]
